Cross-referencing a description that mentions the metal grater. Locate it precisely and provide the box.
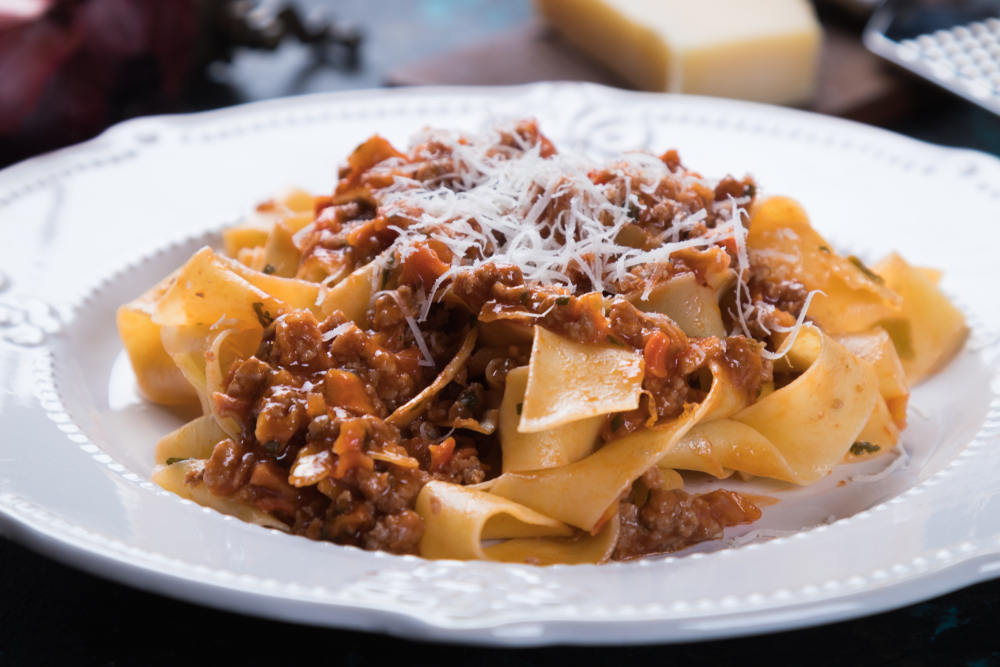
[864,2,1000,116]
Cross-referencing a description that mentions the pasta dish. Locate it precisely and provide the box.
[117,120,967,564]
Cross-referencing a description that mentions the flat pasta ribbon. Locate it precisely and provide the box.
[627,262,734,338]
[658,325,880,484]
[490,355,754,531]
[153,460,288,531]
[154,414,230,465]
[116,268,199,406]
[748,197,901,333]
[872,252,968,385]
[320,260,380,325]
[499,366,603,472]
[416,481,619,564]
[519,326,645,433]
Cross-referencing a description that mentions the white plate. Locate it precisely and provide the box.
[2,83,1000,646]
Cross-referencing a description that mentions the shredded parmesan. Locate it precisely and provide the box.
[374,123,743,322]
[322,322,353,342]
[380,290,436,367]
[760,289,824,361]
[849,445,910,483]
[725,515,836,548]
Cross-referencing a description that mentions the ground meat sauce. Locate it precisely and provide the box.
[190,121,795,560]
[614,469,762,560]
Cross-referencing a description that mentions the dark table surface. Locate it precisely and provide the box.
[4,1,1000,664]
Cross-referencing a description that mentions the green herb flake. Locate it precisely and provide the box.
[745,183,756,199]
[262,264,277,275]
[252,302,274,328]
[459,390,480,411]
[556,296,570,306]
[516,402,523,416]
[165,457,191,466]
[848,256,885,284]
[607,334,625,348]
[262,440,281,455]
[818,246,830,253]
[520,291,529,305]
[875,318,917,360]
[610,413,625,432]
[850,442,881,456]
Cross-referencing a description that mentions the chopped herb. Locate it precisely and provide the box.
[459,390,479,411]
[252,302,274,327]
[850,442,881,456]
[610,413,625,432]
[165,457,190,465]
[875,318,916,360]
[381,267,391,289]
[757,385,763,397]
[556,296,570,306]
[627,202,640,220]
[745,183,756,199]
[848,256,885,284]
[606,334,624,347]
[516,402,523,415]
[818,246,830,253]
[262,264,277,275]
[520,291,529,305]
[262,440,281,455]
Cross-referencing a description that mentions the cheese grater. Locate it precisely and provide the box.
[864,0,1000,116]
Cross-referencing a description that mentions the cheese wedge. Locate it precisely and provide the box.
[537,0,823,105]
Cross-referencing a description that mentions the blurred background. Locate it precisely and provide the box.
[3,0,1000,170]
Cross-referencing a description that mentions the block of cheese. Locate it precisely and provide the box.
[536,0,823,105]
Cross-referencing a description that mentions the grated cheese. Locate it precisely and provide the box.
[322,322,354,342]
[379,289,436,367]
[376,123,745,319]
[849,445,910,484]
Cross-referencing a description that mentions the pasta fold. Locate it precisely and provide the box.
[153,460,288,531]
[154,414,229,465]
[628,263,733,338]
[872,253,968,385]
[416,481,574,561]
[519,326,645,433]
[499,366,604,472]
[659,325,879,483]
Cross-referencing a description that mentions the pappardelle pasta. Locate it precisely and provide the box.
[119,120,967,564]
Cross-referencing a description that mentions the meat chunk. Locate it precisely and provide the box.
[612,469,761,560]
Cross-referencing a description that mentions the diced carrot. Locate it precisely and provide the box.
[643,331,671,378]
[324,370,377,415]
[332,420,373,478]
[429,437,456,473]
[398,242,451,288]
